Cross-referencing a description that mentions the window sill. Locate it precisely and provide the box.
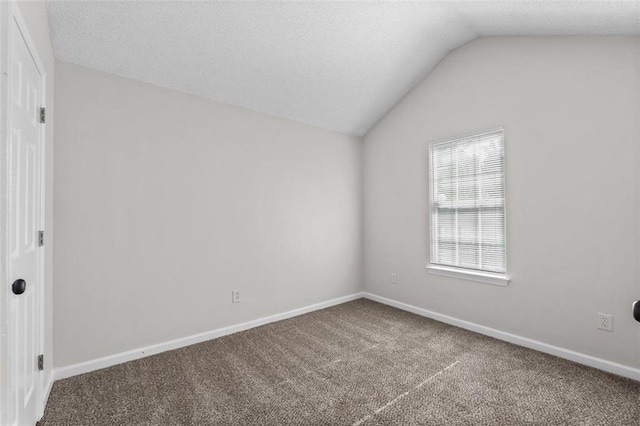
[426,265,510,287]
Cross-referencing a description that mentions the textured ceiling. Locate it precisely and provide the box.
[47,1,640,136]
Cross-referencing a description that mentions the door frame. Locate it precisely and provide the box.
[0,1,47,423]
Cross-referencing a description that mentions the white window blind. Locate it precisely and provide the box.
[429,129,506,276]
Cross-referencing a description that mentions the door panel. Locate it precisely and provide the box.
[7,11,43,425]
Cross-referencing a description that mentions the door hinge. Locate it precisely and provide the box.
[40,107,46,124]
[38,230,44,247]
[38,354,44,371]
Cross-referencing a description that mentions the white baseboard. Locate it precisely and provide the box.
[363,292,640,382]
[53,291,640,383]
[55,292,365,381]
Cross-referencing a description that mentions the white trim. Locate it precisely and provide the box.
[55,292,365,381]
[363,292,640,382]
[38,372,53,420]
[426,264,510,286]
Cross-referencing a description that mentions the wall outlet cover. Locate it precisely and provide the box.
[597,312,613,332]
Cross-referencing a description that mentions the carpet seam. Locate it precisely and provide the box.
[351,360,461,426]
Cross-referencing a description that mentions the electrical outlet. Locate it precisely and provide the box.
[232,290,241,304]
[391,272,397,285]
[597,312,613,331]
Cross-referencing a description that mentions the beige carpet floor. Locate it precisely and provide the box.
[40,299,639,425]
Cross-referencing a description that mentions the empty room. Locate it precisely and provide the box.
[1,0,639,425]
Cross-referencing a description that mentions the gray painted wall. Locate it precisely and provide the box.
[53,35,640,373]
[363,36,640,369]
[53,61,363,368]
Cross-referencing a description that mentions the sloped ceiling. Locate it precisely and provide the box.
[47,1,640,136]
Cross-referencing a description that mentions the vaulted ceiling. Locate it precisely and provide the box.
[47,1,640,136]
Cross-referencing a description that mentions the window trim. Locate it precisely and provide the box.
[427,127,509,286]
[426,264,510,286]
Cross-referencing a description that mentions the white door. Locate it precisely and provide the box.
[6,8,44,426]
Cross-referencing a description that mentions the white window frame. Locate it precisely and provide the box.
[426,128,510,286]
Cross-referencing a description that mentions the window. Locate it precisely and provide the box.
[427,128,509,286]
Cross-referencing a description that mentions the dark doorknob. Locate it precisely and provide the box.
[11,279,26,295]
[633,301,640,323]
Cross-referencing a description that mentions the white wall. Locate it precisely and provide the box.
[54,61,362,368]
[363,36,640,369]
